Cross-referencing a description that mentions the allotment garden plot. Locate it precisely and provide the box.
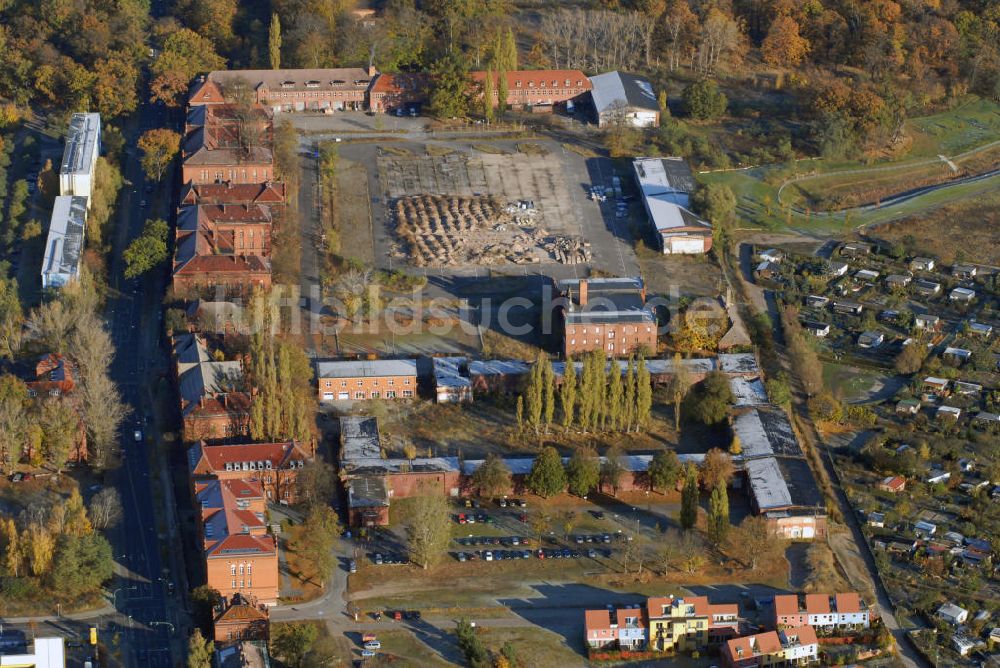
[378,151,591,268]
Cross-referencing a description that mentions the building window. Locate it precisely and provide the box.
[571,339,576,345]
[370,391,380,399]
[324,381,331,388]
[402,390,413,398]
[340,381,347,388]
[239,564,244,574]
[608,343,614,351]
[388,379,394,386]
[608,330,615,338]
[404,378,411,385]
[357,380,363,387]
[231,565,237,575]
[355,391,365,399]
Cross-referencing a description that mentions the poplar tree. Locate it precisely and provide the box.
[497,70,508,116]
[623,357,636,432]
[560,356,576,429]
[668,352,691,431]
[636,355,652,429]
[525,357,543,433]
[590,351,607,430]
[607,360,623,432]
[542,355,555,432]
[482,68,496,122]
[268,13,282,69]
[515,395,524,432]
[708,482,730,545]
[504,27,518,70]
[578,353,595,432]
[679,463,699,530]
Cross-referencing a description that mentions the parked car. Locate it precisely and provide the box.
[349,560,357,573]
[484,551,493,561]
[588,548,597,558]
[374,553,383,565]
[364,641,381,650]
[457,552,467,562]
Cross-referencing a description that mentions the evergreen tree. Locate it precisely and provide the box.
[515,395,524,432]
[623,357,636,432]
[542,355,555,432]
[482,68,495,122]
[636,355,653,429]
[497,70,508,116]
[679,463,699,530]
[601,445,626,495]
[188,627,214,668]
[565,446,600,497]
[707,482,730,545]
[606,360,623,431]
[577,353,595,431]
[268,14,282,70]
[526,446,567,498]
[472,452,512,498]
[591,352,608,430]
[648,450,681,493]
[560,356,576,429]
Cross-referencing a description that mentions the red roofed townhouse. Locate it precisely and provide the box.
[470,70,591,111]
[368,72,431,113]
[179,181,286,207]
[647,595,739,652]
[878,476,906,493]
[721,626,818,667]
[584,609,618,649]
[773,593,870,631]
[188,439,312,504]
[616,607,648,650]
[213,593,269,644]
[173,334,251,442]
[195,478,279,606]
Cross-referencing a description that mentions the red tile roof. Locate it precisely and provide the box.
[783,625,818,646]
[725,630,782,658]
[194,440,309,475]
[804,594,831,615]
[179,182,286,206]
[190,78,226,105]
[370,72,431,95]
[584,609,614,633]
[773,594,800,617]
[215,600,268,624]
[470,69,591,90]
[834,593,862,614]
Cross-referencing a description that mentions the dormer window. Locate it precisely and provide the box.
[265,461,272,469]
[515,80,521,87]
[305,80,320,88]
[565,79,571,86]
[225,462,233,471]
[528,81,534,87]
[280,81,295,88]
[249,461,256,470]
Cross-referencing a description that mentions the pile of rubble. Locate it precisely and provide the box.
[391,195,589,267]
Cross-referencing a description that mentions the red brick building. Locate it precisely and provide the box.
[25,353,76,397]
[193,68,375,113]
[368,72,431,113]
[181,104,274,186]
[178,204,273,257]
[173,334,251,442]
[470,69,591,111]
[315,359,418,401]
[195,478,279,606]
[213,594,269,644]
[189,440,313,504]
[557,278,657,358]
[179,182,286,207]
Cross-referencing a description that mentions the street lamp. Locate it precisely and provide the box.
[113,586,137,608]
[150,622,174,634]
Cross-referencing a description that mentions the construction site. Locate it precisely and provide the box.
[378,148,591,268]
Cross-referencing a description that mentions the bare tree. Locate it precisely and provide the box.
[694,8,746,74]
[79,373,129,471]
[88,487,123,530]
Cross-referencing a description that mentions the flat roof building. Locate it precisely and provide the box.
[59,112,101,204]
[315,359,418,401]
[41,195,87,290]
[632,157,712,255]
[0,637,65,668]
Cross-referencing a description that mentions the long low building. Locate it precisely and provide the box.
[192,68,375,112]
[41,195,88,289]
[632,157,712,254]
[316,359,418,401]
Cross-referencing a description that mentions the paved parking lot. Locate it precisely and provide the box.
[328,139,639,299]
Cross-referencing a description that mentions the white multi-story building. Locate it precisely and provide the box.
[41,195,87,289]
[58,112,101,205]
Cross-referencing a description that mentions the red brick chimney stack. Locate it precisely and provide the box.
[579,280,588,306]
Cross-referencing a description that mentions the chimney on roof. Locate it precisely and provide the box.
[578,279,588,306]
[367,65,378,78]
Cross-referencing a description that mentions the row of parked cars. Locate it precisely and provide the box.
[454,547,611,562]
[372,552,408,566]
[573,533,614,544]
[454,512,495,525]
[454,535,530,547]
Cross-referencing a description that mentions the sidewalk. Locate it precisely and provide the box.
[2,602,115,624]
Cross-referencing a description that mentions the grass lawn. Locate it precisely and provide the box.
[364,630,455,667]
[475,627,586,667]
[701,96,1000,234]
[822,362,886,403]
